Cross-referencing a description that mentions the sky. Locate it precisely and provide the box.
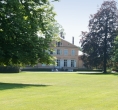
[51,0,118,46]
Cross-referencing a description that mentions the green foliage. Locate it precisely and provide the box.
[21,68,51,71]
[78,46,82,51]
[112,36,118,68]
[80,1,118,69]
[0,66,20,73]
[0,0,62,66]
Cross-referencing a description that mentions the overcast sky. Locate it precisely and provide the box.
[51,0,118,46]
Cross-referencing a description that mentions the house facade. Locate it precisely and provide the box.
[35,38,84,70]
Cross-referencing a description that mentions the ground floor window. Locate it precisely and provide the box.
[42,64,46,66]
[64,59,67,67]
[71,60,74,67]
[57,59,60,67]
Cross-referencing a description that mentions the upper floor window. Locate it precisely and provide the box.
[64,49,68,55]
[42,64,46,66]
[71,50,75,56]
[50,51,53,55]
[57,49,61,55]
[56,42,62,47]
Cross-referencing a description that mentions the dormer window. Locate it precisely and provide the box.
[56,42,62,47]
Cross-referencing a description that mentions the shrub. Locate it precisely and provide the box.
[21,68,51,71]
[0,66,20,73]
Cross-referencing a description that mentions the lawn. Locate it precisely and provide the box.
[0,72,118,110]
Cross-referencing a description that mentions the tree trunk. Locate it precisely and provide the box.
[103,20,107,73]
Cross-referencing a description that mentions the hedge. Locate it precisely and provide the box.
[0,66,20,73]
[21,68,51,71]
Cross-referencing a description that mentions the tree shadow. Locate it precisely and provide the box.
[77,73,113,75]
[0,82,50,90]
[113,73,118,75]
[77,72,118,76]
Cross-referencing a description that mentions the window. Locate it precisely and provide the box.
[57,59,60,66]
[71,50,75,56]
[42,64,46,66]
[50,51,53,54]
[64,49,68,55]
[56,42,62,47]
[64,60,67,67]
[57,49,61,55]
[71,60,74,67]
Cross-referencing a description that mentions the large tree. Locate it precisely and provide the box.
[80,0,118,72]
[112,35,118,69]
[0,0,61,66]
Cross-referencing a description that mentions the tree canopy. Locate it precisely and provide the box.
[112,35,118,68]
[0,0,62,66]
[80,0,118,72]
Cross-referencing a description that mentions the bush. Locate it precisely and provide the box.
[21,68,51,71]
[0,66,20,73]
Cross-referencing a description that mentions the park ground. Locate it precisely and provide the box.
[0,72,118,110]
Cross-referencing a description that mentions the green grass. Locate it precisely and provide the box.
[0,72,118,110]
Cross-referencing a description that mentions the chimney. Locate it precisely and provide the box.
[60,32,65,39]
[72,36,74,44]
[60,32,63,37]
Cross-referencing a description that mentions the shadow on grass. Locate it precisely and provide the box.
[77,73,117,75]
[113,73,118,75]
[0,82,50,90]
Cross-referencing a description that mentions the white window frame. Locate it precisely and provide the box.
[57,59,60,67]
[71,60,74,67]
[71,49,75,56]
[64,49,68,55]
[57,49,61,55]
[42,64,46,66]
[64,59,67,67]
[56,42,62,47]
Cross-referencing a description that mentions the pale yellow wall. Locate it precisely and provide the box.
[52,39,79,68]
[78,56,84,68]
[38,39,84,69]
[25,39,84,69]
